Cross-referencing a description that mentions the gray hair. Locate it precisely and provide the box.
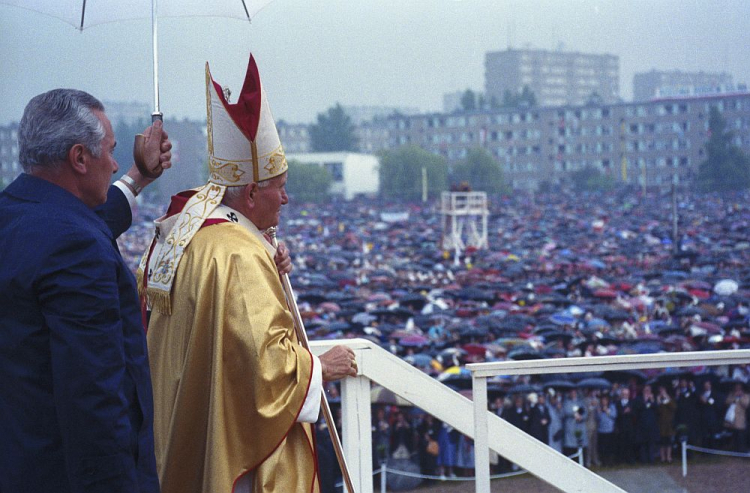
[18,89,106,172]
[221,180,270,205]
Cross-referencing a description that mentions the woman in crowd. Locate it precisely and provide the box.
[597,394,618,466]
[656,385,677,463]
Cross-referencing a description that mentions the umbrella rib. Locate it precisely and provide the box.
[79,0,87,31]
[240,0,251,21]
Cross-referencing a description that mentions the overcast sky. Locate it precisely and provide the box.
[1,0,749,126]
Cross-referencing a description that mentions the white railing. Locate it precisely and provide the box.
[468,349,750,493]
[310,339,639,493]
[441,191,488,215]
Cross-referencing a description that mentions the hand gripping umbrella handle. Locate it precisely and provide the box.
[266,227,357,493]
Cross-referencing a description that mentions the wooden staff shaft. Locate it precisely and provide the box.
[269,229,357,493]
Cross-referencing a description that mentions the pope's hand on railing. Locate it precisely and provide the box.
[320,345,358,381]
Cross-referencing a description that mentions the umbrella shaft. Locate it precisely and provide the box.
[151,0,161,117]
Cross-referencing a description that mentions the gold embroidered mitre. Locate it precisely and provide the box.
[207,54,288,185]
[142,54,287,314]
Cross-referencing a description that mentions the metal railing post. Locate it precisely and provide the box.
[473,374,489,492]
[682,441,687,477]
[380,463,386,493]
[578,447,584,467]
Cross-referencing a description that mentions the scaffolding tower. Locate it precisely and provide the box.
[441,191,489,262]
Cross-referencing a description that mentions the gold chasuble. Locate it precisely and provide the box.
[147,222,320,493]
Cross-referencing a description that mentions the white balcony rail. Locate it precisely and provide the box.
[468,349,750,493]
[311,339,724,493]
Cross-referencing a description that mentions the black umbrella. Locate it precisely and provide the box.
[297,291,328,304]
[577,378,612,390]
[543,380,576,390]
[543,331,573,343]
[605,369,648,383]
[508,383,541,395]
[508,347,543,360]
[718,377,750,392]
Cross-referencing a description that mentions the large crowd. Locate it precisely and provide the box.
[118,186,750,483]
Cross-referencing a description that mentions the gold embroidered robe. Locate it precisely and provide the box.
[147,223,320,493]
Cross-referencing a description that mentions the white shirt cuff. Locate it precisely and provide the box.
[113,180,138,213]
[297,353,322,423]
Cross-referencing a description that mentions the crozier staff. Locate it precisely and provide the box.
[141,54,356,493]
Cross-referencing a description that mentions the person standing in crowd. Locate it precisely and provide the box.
[503,393,531,433]
[373,407,392,464]
[0,88,172,493]
[585,390,601,467]
[616,387,639,464]
[548,392,565,453]
[698,380,721,448]
[437,423,458,479]
[656,385,677,463]
[416,414,441,479]
[528,393,551,445]
[563,389,587,458]
[391,410,414,458]
[635,384,659,463]
[142,55,356,493]
[675,377,700,445]
[597,394,618,466]
[724,382,750,452]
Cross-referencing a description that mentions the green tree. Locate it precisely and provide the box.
[309,103,358,152]
[697,106,750,192]
[502,86,537,108]
[451,147,506,194]
[570,165,615,192]
[378,145,448,201]
[518,85,537,108]
[460,89,477,112]
[286,159,332,203]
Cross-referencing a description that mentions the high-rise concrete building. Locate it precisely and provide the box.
[384,92,750,192]
[484,49,619,108]
[633,70,737,101]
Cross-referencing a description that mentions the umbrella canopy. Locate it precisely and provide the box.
[576,378,612,390]
[714,279,739,296]
[1,0,271,117]
[399,334,430,347]
[605,369,648,383]
[543,380,576,390]
[371,385,412,406]
[508,347,543,360]
[507,383,541,395]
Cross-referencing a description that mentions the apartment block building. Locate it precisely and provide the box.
[633,70,736,101]
[485,49,619,108]
[384,93,750,191]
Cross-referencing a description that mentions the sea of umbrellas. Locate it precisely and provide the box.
[118,187,750,398]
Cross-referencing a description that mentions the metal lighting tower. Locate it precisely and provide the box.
[441,191,489,264]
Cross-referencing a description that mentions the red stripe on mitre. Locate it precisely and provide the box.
[211,53,262,142]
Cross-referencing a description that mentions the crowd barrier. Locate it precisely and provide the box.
[681,441,750,477]
[338,448,583,492]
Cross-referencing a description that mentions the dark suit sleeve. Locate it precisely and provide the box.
[95,185,132,240]
[38,229,138,493]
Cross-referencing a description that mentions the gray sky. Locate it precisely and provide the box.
[1,0,749,125]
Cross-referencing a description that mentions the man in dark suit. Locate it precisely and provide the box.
[0,89,172,493]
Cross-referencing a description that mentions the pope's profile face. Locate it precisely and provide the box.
[253,172,288,229]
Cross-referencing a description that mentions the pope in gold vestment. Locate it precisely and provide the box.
[147,214,320,493]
